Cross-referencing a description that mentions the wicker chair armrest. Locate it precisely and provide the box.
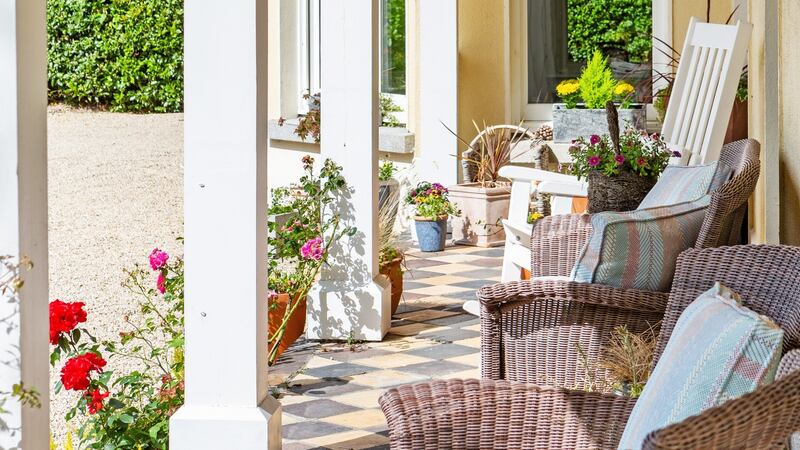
[643,370,800,450]
[379,379,635,450]
[531,214,593,277]
[477,279,670,314]
[777,349,800,380]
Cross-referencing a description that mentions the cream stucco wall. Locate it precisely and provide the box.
[777,0,800,244]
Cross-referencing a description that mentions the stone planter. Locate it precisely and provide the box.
[379,256,403,315]
[379,178,400,227]
[268,292,306,363]
[552,103,646,143]
[415,216,448,252]
[449,183,511,247]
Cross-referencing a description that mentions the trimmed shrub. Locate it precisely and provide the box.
[567,0,652,63]
[48,0,183,112]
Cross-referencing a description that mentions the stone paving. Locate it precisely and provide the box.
[270,244,503,450]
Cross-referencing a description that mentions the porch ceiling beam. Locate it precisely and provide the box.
[170,0,280,448]
[307,0,391,341]
[0,1,50,447]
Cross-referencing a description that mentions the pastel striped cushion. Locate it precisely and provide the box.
[618,283,783,450]
[571,196,710,291]
[637,161,730,210]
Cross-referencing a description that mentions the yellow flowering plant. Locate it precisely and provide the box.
[614,81,636,109]
[556,79,581,108]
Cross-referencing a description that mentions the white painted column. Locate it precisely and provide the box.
[169,0,280,448]
[307,0,391,342]
[0,0,50,448]
[417,0,459,186]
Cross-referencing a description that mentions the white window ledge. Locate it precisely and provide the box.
[268,119,415,154]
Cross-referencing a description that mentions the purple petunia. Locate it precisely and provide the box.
[588,155,601,167]
[589,135,601,145]
[672,150,682,158]
[614,154,625,165]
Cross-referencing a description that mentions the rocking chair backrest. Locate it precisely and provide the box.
[661,18,752,165]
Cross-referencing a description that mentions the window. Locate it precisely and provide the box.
[526,0,661,121]
[293,0,407,121]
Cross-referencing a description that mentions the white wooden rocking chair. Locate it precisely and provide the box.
[498,17,753,284]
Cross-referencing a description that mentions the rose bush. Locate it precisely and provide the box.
[50,243,184,449]
[267,157,356,364]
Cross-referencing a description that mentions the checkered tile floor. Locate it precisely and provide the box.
[270,244,503,450]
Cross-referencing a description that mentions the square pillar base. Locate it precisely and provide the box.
[170,397,282,450]
[306,276,391,341]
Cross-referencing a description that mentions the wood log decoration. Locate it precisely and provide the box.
[606,100,621,155]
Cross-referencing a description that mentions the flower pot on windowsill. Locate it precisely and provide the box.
[552,103,646,143]
[379,256,403,315]
[586,169,657,214]
[414,215,448,252]
[448,182,511,247]
[268,292,306,363]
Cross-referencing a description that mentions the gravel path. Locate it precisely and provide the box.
[47,107,184,441]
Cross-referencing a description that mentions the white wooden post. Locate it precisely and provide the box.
[0,0,50,447]
[417,0,459,186]
[307,0,391,342]
[169,0,281,448]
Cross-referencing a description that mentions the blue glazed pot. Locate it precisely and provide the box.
[415,216,448,252]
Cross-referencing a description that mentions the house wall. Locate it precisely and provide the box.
[778,0,800,245]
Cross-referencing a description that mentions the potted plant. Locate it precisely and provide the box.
[552,50,646,143]
[569,103,674,213]
[266,156,355,364]
[377,185,405,315]
[406,182,459,252]
[446,122,533,247]
[378,160,400,227]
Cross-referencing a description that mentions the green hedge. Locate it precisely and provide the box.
[567,0,652,63]
[48,0,183,112]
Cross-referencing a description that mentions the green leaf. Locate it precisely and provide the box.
[119,414,134,424]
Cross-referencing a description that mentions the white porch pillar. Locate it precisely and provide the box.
[307,0,391,342]
[417,0,459,186]
[0,0,50,448]
[170,0,280,448]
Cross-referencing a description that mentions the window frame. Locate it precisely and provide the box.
[522,0,673,127]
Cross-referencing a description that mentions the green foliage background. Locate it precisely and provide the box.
[567,0,652,63]
[47,0,184,112]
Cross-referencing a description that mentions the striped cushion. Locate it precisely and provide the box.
[571,196,710,291]
[637,161,730,210]
[618,283,783,450]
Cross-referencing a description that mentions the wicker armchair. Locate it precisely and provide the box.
[381,245,800,449]
[529,139,761,280]
[481,139,761,384]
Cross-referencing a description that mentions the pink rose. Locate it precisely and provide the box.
[149,248,169,271]
[300,237,324,261]
[157,272,166,294]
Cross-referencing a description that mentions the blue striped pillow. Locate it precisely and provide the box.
[571,196,710,292]
[618,283,783,450]
[637,161,730,210]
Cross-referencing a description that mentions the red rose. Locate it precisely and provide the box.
[49,300,87,345]
[85,389,109,414]
[60,352,106,391]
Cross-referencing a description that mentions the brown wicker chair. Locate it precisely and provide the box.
[380,245,800,449]
[482,139,761,384]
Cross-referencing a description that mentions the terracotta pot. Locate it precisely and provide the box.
[268,292,306,363]
[379,257,403,315]
[448,182,511,247]
[724,99,748,144]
